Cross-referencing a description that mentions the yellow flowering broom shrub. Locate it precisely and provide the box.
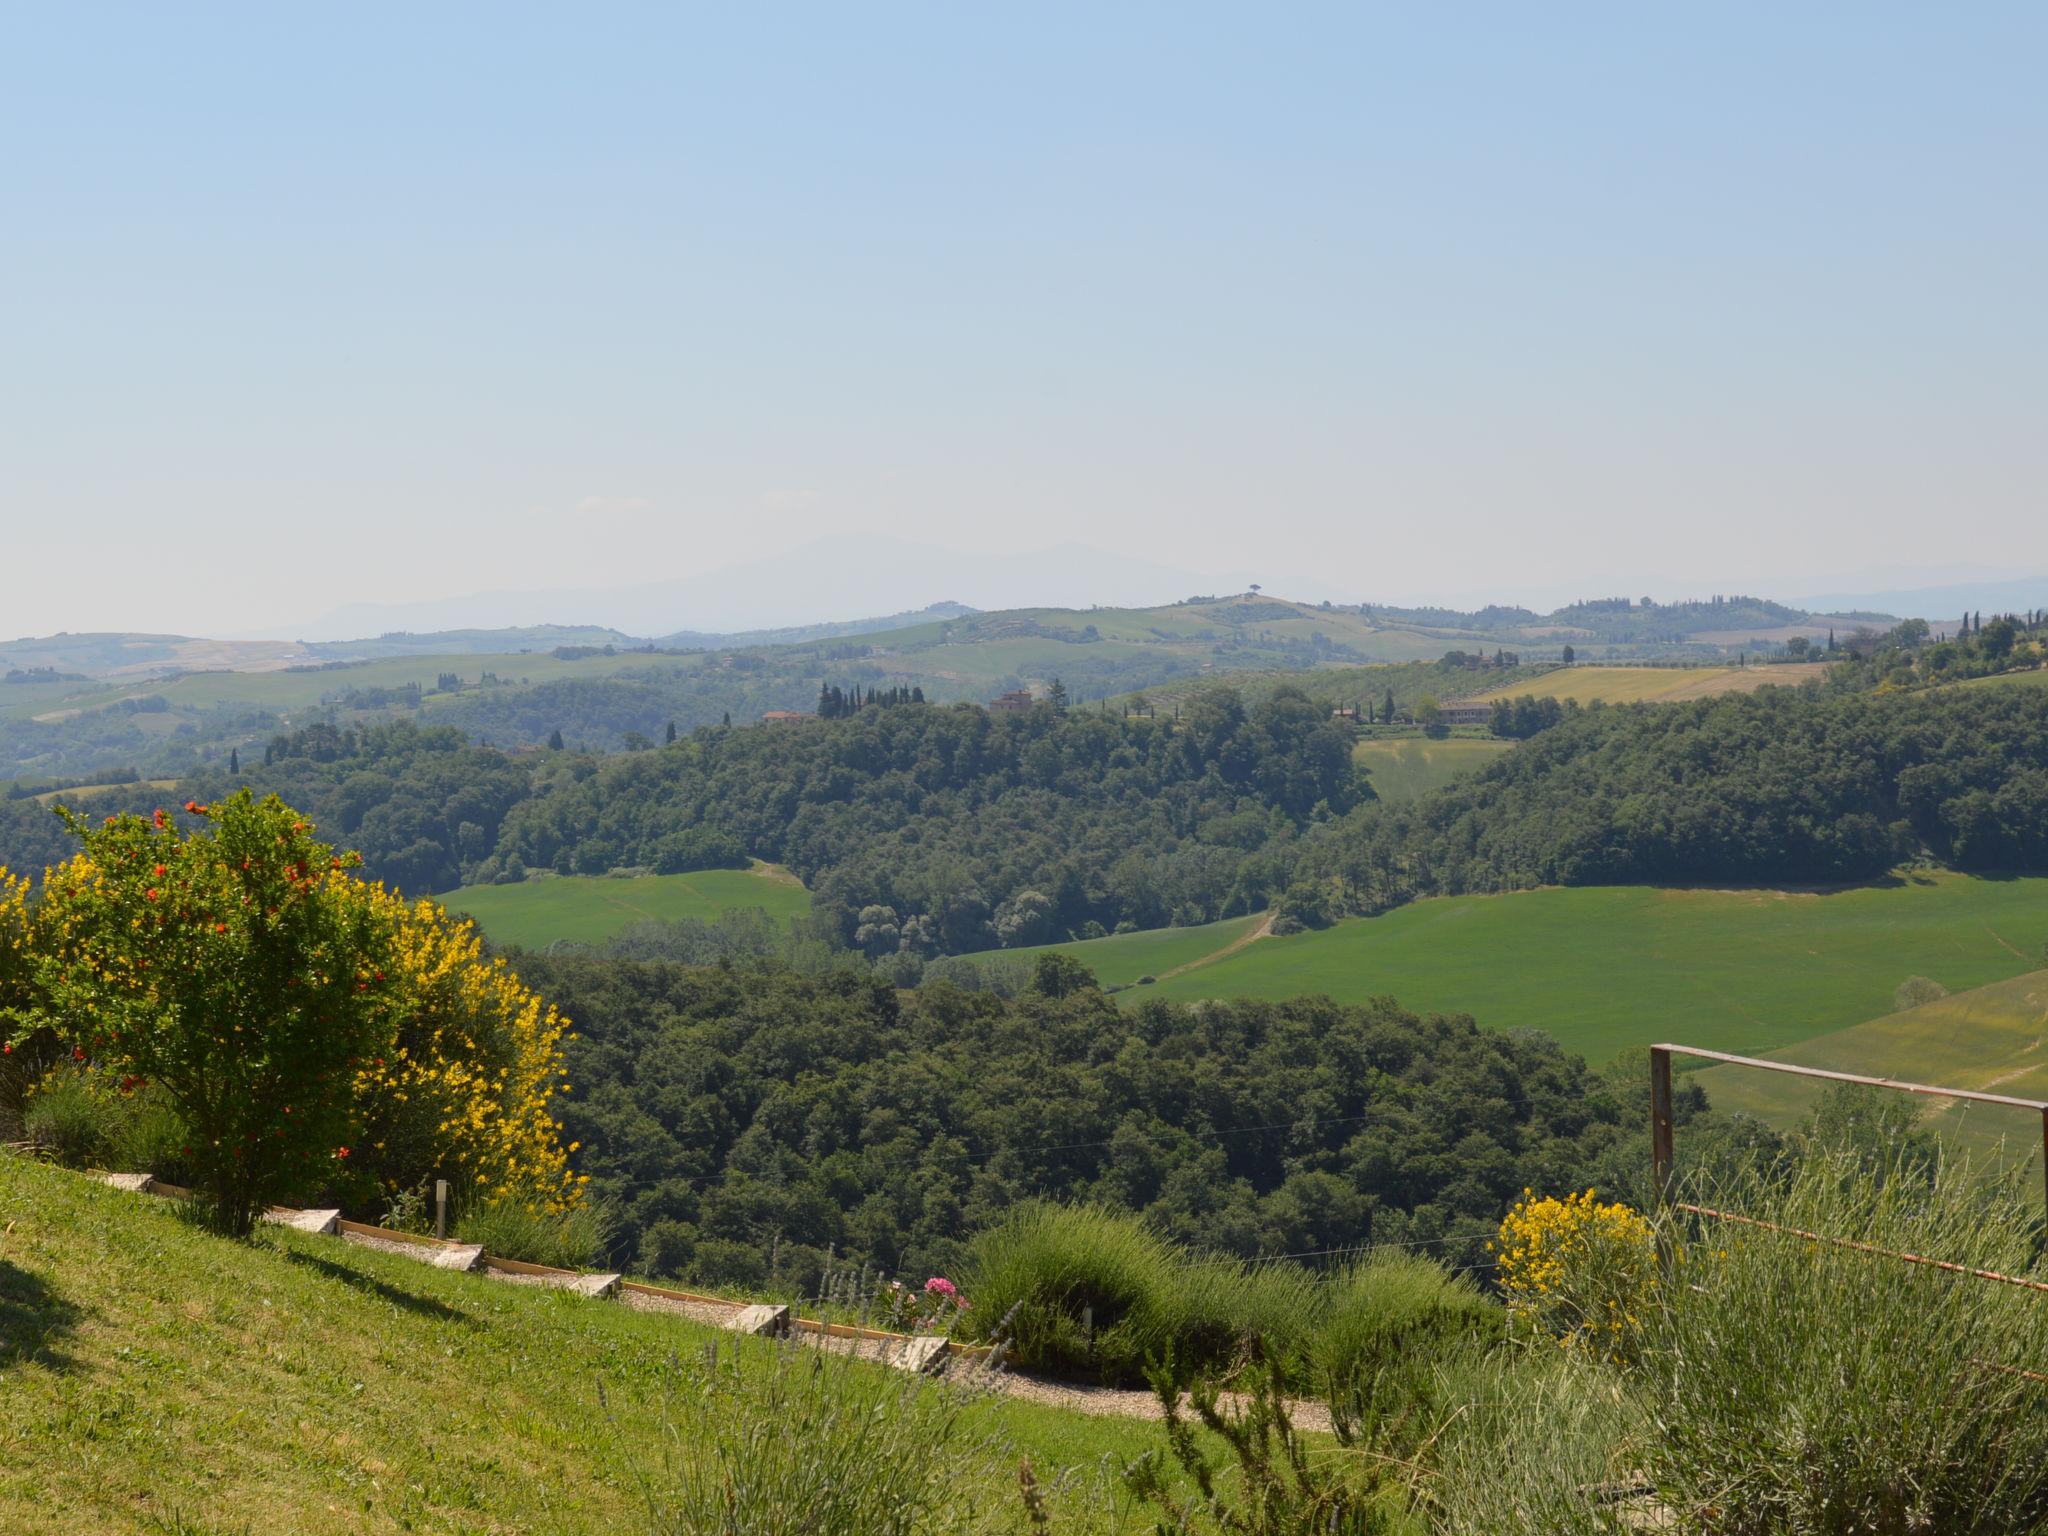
[1492,1188,1656,1360]
[0,865,46,1131]
[6,797,581,1229]
[344,883,584,1216]
[22,795,392,1233]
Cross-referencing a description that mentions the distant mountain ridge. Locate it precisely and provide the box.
[4,592,1895,683]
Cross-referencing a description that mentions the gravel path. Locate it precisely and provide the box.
[962,1361,1334,1434]
[621,1286,747,1329]
[347,1222,1335,1430]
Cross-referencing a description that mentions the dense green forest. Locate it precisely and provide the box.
[491,687,1361,949]
[1306,685,2048,913]
[10,680,2048,959]
[523,952,1707,1288]
[1,686,1359,949]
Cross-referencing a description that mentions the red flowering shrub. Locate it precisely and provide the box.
[18,791,391,1234]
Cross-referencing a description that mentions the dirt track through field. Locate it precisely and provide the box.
[1153,911,1276,983]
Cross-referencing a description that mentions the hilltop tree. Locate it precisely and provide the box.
[548,728,564,750]
[1048,678,1070,714]
[1561,644,1576,664]
[19,793,391,1234]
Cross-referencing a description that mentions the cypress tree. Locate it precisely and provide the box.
[229,746,239,774]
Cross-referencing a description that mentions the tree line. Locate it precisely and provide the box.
[519,949,1710,1290]
[1303,684,2048,914]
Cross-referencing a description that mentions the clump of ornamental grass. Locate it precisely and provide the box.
[1174,1254,1325,1384]
[957,1201,1181,1383]
[457,1194,615,1270]
[1315,1248,1502,1452]
[616,1336,987,1536]
[20,1061,195,1183]
[1422,1344,1644,1536]
[1635,1145,2048,1535]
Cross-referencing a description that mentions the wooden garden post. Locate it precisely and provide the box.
[1649,1047,1674,1207]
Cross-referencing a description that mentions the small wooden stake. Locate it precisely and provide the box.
[435,1178,449,1240]
[1649,1047,1674,1207]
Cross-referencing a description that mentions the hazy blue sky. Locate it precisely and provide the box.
[4,5,2043,636]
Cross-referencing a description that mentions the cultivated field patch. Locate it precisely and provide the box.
[1352,735,1515,801]
[1464,663,1826,707]
[449,865,811,949]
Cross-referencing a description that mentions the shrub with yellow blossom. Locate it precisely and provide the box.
[20,793,391,1234]
[342,883,584,1217]
[0,865,50,1130]
[1491,1188,1656,1360]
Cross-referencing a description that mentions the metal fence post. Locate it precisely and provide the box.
[1649,1047,1674,1207]
[435,1178,449,1241]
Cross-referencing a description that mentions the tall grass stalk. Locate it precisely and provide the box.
[1315,1249,1502,1452]
[1639,1145,2048,1534]
[626,1336,985,1536]
[456,1195,615,1270]
[1424,1347,1642,1536]
[959,1202,1183,1383]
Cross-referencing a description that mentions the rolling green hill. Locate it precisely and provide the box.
[448,866,811,949]
[1039,873,2048,1066]
[1351,735,1516,801]
[0,1156,1164,1535]
[3,592,1871,783]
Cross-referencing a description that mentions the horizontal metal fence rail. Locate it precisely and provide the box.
[1650,1043,2048,1222]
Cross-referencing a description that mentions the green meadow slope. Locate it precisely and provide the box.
[1695,969,2048,1168]
[1351,735,1516,802]
[448,866,810,949]
[1044,873,2048,1065]
[1014,912,1266,988]
[0,1157,1170,1535]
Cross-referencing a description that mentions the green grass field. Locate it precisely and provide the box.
[1463,663,1826,706]
[1961,666,2048,691]
[1694,969,2048,1170]
[1014,912,1266,988]
[1352,735,1516,801]
[1048,873,2048,1066]
[448,866,811,948]
[0,1156,1180,1535]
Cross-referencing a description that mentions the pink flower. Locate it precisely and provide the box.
[924,1276,958,1299]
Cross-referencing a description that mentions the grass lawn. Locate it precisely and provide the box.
[1012,913,1266,988]
[1351,735,1515,801]
[448,866,810,949]
[1117,872,2048,1065]
[1694,968,2048,1173]
[0,1156,1187,1535]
